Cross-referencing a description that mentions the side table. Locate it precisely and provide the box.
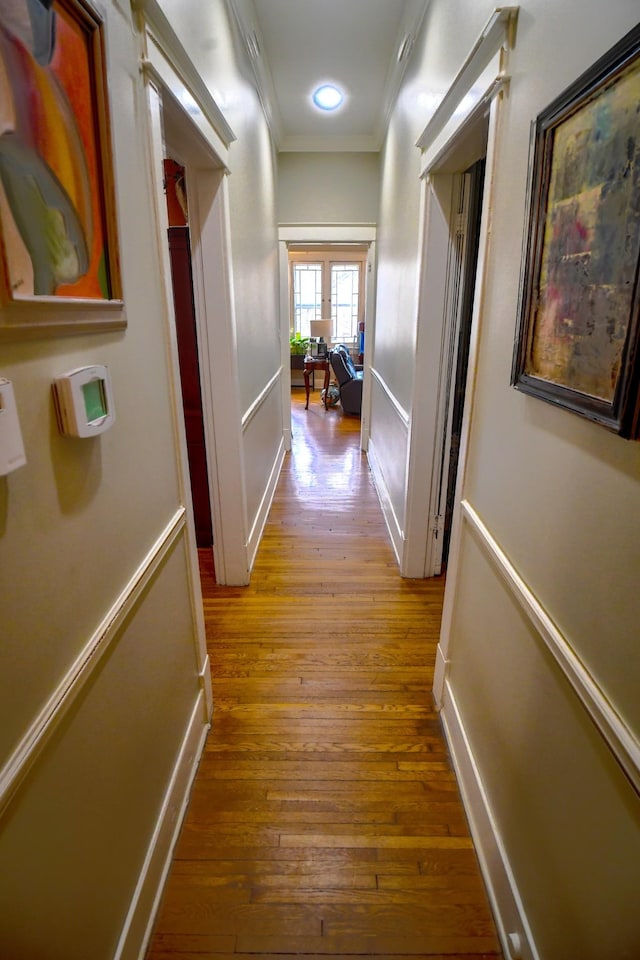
[303,357,331,410]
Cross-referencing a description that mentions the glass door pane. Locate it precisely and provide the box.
[331,263,360,343]
[292,263,322,337]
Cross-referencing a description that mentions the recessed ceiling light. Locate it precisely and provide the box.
[312,84,344,111]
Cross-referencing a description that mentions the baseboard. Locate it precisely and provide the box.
[440,679,539,960]
[115,691,210,960]
[366,435,403,567]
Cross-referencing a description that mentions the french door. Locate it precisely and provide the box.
[290,248,366,343]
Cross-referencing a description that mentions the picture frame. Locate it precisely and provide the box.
[0,0,124,339]
[512,23,640,439]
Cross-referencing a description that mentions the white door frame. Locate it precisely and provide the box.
[427,170,475,578]
[278,224,377,452]
[137,3,250,586]
[402,8,517,581]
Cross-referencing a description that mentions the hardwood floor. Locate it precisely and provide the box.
[145,389,502,960]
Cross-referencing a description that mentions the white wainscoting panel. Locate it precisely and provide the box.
[242,369,286,571]
[366,368,411,567]
[115,691,210,960]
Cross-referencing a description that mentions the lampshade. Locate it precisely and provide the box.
[309,319,332,342]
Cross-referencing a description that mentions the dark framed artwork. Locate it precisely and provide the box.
[0,0,123,337]
[512,24,640,439]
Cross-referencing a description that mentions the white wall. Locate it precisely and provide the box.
[0,3,208,957]
[366,11,458,548]
[278,152,380,224]
[372,1,640,957]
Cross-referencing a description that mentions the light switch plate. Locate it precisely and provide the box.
[0,378,27,476]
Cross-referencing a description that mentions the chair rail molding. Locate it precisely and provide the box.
[448,500,640,797]
[369,366,410,429]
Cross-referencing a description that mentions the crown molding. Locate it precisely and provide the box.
[225,0,284,145]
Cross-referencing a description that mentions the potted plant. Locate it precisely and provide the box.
[290,332,310,370]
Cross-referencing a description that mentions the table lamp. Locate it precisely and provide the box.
[309,319,332,355]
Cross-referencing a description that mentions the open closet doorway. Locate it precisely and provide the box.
[403,109,489,579]
[433,157,485,570]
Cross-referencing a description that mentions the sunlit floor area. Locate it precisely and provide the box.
[145,387,502,960]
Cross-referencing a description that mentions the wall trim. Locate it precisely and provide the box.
[461,499,640,796]
[369,367,410,428]
[440,678,539,960]
[0,508,187,820]
[246,436,286,572]
[416,6,518,158]
[278,224,377,243]
[134,0,235,158]
[242,368,282,431]
[191,171,249,586]
[115,691,210,960]
[367,436,403,568]
[366,370,410,567]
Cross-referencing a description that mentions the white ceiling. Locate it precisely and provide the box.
[227,0,431,152]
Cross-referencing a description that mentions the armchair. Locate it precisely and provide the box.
[330,344,363,416]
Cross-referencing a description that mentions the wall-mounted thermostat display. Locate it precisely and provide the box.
[52,365,115,438]
[0,378,27,476]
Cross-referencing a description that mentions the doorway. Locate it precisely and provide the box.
[438,159,485,567]
[402,109,489,579]
[288,245,368,347]
[425,142,487,578]
[164,158,214,550]
[278,227,377,454]
[154,91,247,585]
[286,243,370,415]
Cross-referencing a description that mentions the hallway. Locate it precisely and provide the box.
[145,390,502,960]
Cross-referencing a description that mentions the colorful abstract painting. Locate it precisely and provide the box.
[513,24,640,438]
[0,0,119,302]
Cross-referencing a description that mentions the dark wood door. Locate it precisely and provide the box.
[168,226,213,548]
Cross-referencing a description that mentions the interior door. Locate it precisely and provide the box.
[168,225,214,548]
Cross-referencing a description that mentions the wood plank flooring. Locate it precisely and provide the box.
[145,389,502,960]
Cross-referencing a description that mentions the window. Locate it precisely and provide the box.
[331,263,360,343]
[292,262,322,336]
[290,246,367,343]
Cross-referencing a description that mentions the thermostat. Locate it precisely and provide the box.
[52,365,115,438]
